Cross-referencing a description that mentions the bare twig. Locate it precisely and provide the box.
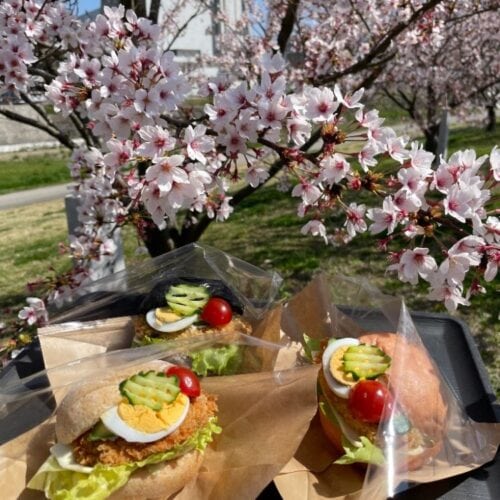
[166,3,207,51]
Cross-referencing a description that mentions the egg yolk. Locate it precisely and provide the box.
[117,393,188,433]
[155,307,181,323]
[329,346,356,386]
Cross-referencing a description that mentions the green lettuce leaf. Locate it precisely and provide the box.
[28,417,221,500]
[190,344,243,376]
[319,400,340,428]
[319,389,384,467]
[334,436,385,466]
[302,333,322,363]
[132,334,167,346]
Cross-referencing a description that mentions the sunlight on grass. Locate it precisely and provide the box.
[0,149,71,194]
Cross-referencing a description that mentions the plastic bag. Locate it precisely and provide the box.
[36,243,284,370]
[48,242,283,323]
[278,273,500,499]
[0,332,319,500]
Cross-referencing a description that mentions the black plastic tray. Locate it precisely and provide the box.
[1,311,499,499]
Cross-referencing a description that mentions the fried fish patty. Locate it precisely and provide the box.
[133,315,252,344]
[72,393,218,467]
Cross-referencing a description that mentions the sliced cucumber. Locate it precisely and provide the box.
[342,344,391,380]
[165,284,210,316]
[88,420,116,441]
[119,371,180,411]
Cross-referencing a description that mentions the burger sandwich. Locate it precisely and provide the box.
[316,332,448,471]
[134,282,252,346]
[28,361,220,499]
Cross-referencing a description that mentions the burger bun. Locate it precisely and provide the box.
[108,450,203,499]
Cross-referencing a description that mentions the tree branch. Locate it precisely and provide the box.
[28,67,58,83]
[19,91,55,128]
[314,0,442,86]
[0,107,76,150]
[277,0,300,54]
[68,113,96,149]
[166,3,207,51]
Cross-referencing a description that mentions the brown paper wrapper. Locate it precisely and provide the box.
[38,306,283,369]
[0,365,319,499]
[276,275,500,499]
[37,305,284,397]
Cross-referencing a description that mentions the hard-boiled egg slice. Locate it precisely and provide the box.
[101,394,190,443]
[50,443,93,473]
[322,337,360,399]
[146,309,198,333]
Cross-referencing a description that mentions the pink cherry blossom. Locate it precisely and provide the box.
[490,146,500,181]
[292,181,322,205]
[301,220,328,243]
[427,279,470,311]
[344,203,367,238]
[367,197,400,235]
[304,87,339,122]
[319,153,351,184]
[333,85,364,109]
[145,155,187,195]
[184,125,214,164]
[138,126,176,157]
[484,247,499,282]
[387,247,437,285]
[246,166,270,188]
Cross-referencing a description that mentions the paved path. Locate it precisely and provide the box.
[0,183,70,211]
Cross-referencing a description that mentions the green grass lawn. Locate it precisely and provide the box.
[0,122,498,394]
[0,149,71,195]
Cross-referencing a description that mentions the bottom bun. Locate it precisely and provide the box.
[109,450,203,500]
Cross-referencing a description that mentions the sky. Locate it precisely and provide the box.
[77,0,101,15]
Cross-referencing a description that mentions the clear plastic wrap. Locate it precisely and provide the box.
[278,273,500,499]
[47,242,283,323]
[37,243,284,370]
[0,332,318,499]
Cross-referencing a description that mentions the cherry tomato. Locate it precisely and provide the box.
[348,380,394,424]
[200,297,233,327]
[166,366,201,398]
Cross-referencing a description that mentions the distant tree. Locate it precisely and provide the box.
[376,4,499,153]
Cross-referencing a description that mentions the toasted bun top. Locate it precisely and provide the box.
[358,332,448,440]
[56,360,170,444]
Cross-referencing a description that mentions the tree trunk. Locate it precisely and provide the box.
[423,123,440,155]
[148,0,162,24]
[141,225,175,256]
[486,104,496,132]
[121,0,147,19]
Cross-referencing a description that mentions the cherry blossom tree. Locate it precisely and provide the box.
[378,2,500,153]
[0,0,498,361]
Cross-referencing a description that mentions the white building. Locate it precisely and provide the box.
[102,1,245,74]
